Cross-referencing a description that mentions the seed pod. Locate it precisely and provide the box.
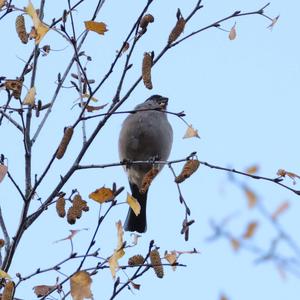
[73,194,89,212]
[67,206,78,224]
[140,14,154,30]
[56,197,66,218]
[168,17,185,44]
[140,167,159,194]
[128,255,144,266]
[15,15,28,44]
[2,281,15,300]
[56,126,74,159]
[175,159,200,183]
[142,52,153,90]
[150,249,164,278]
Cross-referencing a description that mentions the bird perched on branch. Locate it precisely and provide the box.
[118,95,173,233]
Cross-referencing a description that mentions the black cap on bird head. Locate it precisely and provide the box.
[145,94,169,109]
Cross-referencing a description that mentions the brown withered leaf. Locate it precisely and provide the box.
[245,165,259,175]
[271,201,290,220]
[84,21,108,35]
[229,22,237,40]
[242,221,258,239]
[126,193,141,217]
[175,159,200,183]
[183,124,200,139]
[89,187,114,203]
[244,187,257,209]
[0,164,8,183]
[0,0,5,9]
[230,238,240,252]
[70,271,93,300]
[140,167,159,194]
[79,101,108,112]
[34,285,56,297]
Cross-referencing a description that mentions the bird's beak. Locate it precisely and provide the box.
[159,97,168,109]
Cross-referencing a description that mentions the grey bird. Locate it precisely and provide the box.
[118,95,173,233]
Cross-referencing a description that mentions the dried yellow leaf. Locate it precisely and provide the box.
[23,86,36,105]
[183,124,200,139]
[242,221,258,239]
[229,22,237,40]
[25,0,49,44]
[126,193,141,216]
[89,187,114,203]
[70,271,93,300]
[0,164,8,183]
[164,251,177,271]
[84,21,108,35]
[0,0,5,9]
[0,269,11,280]
[108,253,119,279]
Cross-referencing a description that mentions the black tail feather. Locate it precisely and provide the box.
[124,183,148,233]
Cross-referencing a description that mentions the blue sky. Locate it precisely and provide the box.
[0,0,300,299]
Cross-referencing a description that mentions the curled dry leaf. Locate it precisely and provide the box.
[267,15,280,30]
[0,164,8,183]
[271,201,290,220]
[70,271,93,300]
[142,52,153,89]
[89,187,114,203]
[175,159,200,183]
[277,169,300,185]
[33,285,55,297]
[228,22,237,40]
[15,15,28,44]
[140,167,159,194]
[244,187,257,209]
[183,124,200,139]
[109,220,125,278]
[79,101,108,112]
[168,17,185,44]
[56,126,74,159]
[84,21,108,35]
[126,193,141,217]
[23,86,36,105]
[242,221,258,239]
[25,0,49,44]
[4,79,23,99]
[2,280,15,300]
